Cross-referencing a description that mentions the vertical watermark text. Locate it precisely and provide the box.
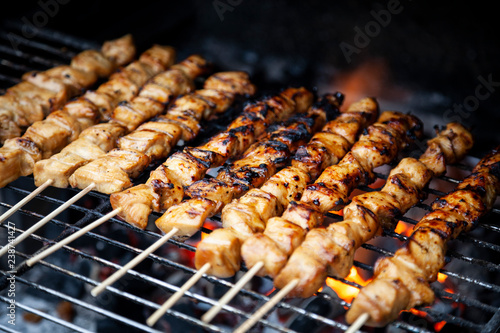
[5,221,17,326]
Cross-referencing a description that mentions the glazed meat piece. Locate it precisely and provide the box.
[109,72,256,228]
[347,146,499,327]
[197,96,378,278]
[274,123,473,298]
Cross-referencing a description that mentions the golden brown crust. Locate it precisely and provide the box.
[347,148,499,328]
[275,123,473,299]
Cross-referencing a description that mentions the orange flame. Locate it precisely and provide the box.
[437,272,447,283]
[409,308,428,318]
[325,267,371,303]
[394,221,414,237]
[434,321,446,332]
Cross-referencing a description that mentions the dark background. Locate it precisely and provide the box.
[2,0,499,156]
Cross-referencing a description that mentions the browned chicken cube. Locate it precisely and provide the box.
[155,198,216,240]
[69,158,131,194]
[146,166,185,211]
[78,123,127,152]
[138,45,175,73]
[101,34,135,67]
[117,130,170,159]
[111,184,160,230]
[241,233,288,278]
[71,49,115,78]
[195,229,241,278]
[34,139,105,187]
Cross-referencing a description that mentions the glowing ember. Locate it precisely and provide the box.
[265,287,276,296]
[394,220,413,237]
[325,267,371,303]
[434,321,446,332]
[437,272,447,283]
[409,308,428,318]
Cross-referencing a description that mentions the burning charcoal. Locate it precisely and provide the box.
[56,301,75,322]
[23,311,43,323]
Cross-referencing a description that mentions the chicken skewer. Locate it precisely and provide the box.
[199,96,380,323]
[0,34,135,144]
[68,71,260,196]
[0,44,176,189]
[236,122,473,333]
[273,122,473,296]
[228,111,423,331]
[346,145,499,329]
[0,46,179,257]
[109,86,312,230]
[24,72,256,271]
[34,55,210,189]
[239,111,423,280]
[92,90,313,299]
[147,97,331,326]
[0,45,177,226]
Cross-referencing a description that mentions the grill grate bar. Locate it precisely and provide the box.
[0,27,498,331]
[0,44,63,68]
[0,295,92,333]
[2,21,100,51]
[0,59,36,73]
[421,308,484,331]
[0,73,21,85]
[2,178,499,332]
[0,31,74,59]
[3,217,491,333]
[4,229,299,333]
[433,289,498,313]
[0,271,163,333]
[0,322,21,333]
[11,250,231,333]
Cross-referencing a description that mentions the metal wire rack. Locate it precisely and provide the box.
[1,22,500,333]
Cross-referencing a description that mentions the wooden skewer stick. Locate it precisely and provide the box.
[146,263,211,327]
[0,179,53,225]
[26,208,122,267]
[202,261,264,323]
[345,313,370,333]
[0,182,95,258]
[91,227,179,297]
[234,278,299,333]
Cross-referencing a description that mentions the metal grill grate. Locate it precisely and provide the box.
[1,24,500,333]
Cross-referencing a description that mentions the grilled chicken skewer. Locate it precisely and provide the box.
[110,87,311,230]
[0,46,177,256]
[273,122,473,297]
[147,95,330,326]
[0,34,135,143]
[197,96,379,323]
[346,146,499,328]
[195,96,377,279]
[25,72,256,273]
[240,111,423,280]
[69,71,255,195]
[155,94,328,240]
[0,44,176,189]
[34,55,210,189]
[90,86,304,298]
[235,122,472,333]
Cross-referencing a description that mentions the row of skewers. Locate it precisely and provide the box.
[0,36,498,332]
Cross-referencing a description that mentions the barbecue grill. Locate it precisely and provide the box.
[1,11,500,333]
